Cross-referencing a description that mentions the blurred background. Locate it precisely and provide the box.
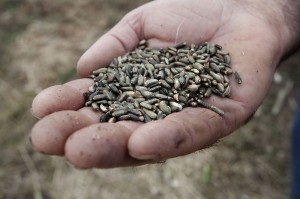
[1,0,299,198]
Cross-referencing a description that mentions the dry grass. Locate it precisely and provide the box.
[0,1,298,198]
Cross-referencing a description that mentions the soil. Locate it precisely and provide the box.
[0,1,299,199]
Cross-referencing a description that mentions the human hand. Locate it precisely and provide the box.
[30,0,298,168]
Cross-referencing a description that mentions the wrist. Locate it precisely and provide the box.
[233,0,300,59]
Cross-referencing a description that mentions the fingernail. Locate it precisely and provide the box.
[30,108,41,119]
[65,157,89,170]
[131,153,160,161]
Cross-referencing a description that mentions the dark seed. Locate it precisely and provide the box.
[234,71,242,84]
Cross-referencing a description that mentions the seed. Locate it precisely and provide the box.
[193,63,204,71]
[157,111,165,120]
[96,100,108,105]
[224,55,231,65]
[204,88,212,97]
[92,68,107,75]
[108,117,117,123]
[177,76,185,85]
[187,84,199,92]
[194,75,201,83]
[139,40,147,46]
[165,76,174,84]
[103,90,115,101]
[210,63,220,72]
[173,93,179,101]
[88,85,96,92]
[112,109,128,117]
[140,101,152,109]
[128,109,142,116]
[178,95,187,102]
[99,104,108,113]
[154,63,167,69]
[134,86,146,92]
[209,45,217,55]
[143,108,157,119]
[174,78,181,90]
[225,68,233,75]
[210,106,225,116]
[135,98,145,103]
[174,42,187,49]
[144,98,159,105]
[118,92,128,102]
[155,93,169,100]
[188,55,195,63]
[137,74,144,85]
[209,71,223,83]
[128,113,144,121]
[109,84,120,94]
[159,79,171,89]
[133,100,140,108]
[169,101,183,112]
[143,112,152,123]
[100,113,111,122]
[91,102,99,110]
[118,114,130,121]
[145,79,159,87]
[159,101,172,114]
[224,86,231,97]
[190,101,198,107]
[93,94,107,100]
[86,41,236,123]
[212,88,224,96]
[234,71,242,84]
[85,101,92,106]
[141,90,154,98]
[217,83,225,92]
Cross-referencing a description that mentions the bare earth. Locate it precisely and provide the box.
[1,1,299,199]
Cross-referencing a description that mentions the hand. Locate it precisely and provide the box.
[31,0,294,168]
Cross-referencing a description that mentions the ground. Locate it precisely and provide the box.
[0,1,299,198]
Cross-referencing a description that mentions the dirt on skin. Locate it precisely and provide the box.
[0,1,298,199]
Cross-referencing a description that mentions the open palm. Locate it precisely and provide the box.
[31,0,286,168]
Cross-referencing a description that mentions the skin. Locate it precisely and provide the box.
[31,0,299,168]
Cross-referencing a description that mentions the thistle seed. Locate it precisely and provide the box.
[187,84,199,92]
[85,41,239,123]
[159,101,172,115]
[234,71,242,84]
[143,108,157,119]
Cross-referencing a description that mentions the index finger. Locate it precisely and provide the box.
[76,8,144,77]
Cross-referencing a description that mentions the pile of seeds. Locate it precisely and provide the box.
[84,40,241,123]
